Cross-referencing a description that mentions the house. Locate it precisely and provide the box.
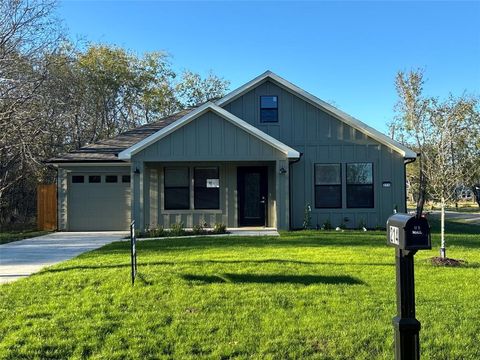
[48,71,417,231]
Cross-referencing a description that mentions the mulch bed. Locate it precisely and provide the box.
[429,257,467,267]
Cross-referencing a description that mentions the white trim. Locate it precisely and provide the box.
[51,162,131,168]
[216,71,417,158]
[118,102,300,160]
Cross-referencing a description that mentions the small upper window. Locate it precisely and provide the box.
[89,175,101,183]
[72,175,84,183]
[260,96,278,123]
[106,175,118,183]
[122,175,131,183]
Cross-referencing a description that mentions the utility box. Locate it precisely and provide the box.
[387,214,431,250]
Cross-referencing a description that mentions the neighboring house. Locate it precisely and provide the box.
[48,71,417,231]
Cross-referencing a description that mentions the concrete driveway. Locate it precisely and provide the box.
[0,232,127,284]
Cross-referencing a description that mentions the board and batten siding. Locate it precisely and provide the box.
[223,80,406,229]
[131,110,288,229]
[140,162,277,229]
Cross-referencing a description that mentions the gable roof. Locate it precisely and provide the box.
[216,71,417,159]
[47,109,194,163]
[118,102,301,160]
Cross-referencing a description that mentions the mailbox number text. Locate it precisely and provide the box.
[389,226,399,245]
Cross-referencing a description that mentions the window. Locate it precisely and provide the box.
[122,175,131,183]
[194,167,220,209]
[346,163,374,208]
[89,175,101,183]
[314,164,342,208]
[106,175,118,183]
[164,167,190,210]
[72,175,84,183]
[260,96,278,122]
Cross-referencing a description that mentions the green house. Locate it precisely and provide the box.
[48,71,416,231]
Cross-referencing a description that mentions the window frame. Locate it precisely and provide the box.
[346,162,374,209]
[260,95,279,123]
[105,175,118,183]
[164,167,190,210]
[314,163,343,209]
[194,167,220,210]
[88,175,101,183]
[72,175,84,183]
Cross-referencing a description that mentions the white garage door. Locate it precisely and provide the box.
[68,173,131,231]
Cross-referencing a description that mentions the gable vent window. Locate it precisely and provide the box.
[314,164,342,208]
[260,96,278,123]
[346,163,374,208]
[164,167,190,210]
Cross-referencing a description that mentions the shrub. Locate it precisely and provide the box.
[149,226,166,238]
[303,205,312,229]
[322,219,332,230]
[170,222,185,236]
[212,223,227,234]
[192,224,205,235]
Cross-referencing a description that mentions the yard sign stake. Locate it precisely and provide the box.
[130,220,137,285]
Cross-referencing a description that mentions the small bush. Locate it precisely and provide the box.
[322,219,332,230]
[212,223,227,234]
[192,224,205,235]
[150,227,166,238]
[170,222,185,236]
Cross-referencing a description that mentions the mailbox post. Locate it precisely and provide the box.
[387,214,431,360]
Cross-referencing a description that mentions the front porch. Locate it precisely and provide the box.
[131,160,290,231]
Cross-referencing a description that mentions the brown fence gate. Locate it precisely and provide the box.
[37,184,57,230]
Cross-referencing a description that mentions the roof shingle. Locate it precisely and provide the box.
[47,108,193,163]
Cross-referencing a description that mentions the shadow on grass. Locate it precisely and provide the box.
[182,273,365,285]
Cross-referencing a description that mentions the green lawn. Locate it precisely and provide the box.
[0,229,51,245]
[0,223,479,359]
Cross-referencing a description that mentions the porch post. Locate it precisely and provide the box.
[131,161,145,230]
[275,159,290,230]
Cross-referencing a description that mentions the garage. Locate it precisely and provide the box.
[67,173,131,231]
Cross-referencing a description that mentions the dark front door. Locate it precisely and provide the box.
[237,167,268,227]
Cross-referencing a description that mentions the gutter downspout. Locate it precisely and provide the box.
[404,155,418,214]
[288,152,303,230]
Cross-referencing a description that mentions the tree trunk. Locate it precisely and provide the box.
[440,197,446,258]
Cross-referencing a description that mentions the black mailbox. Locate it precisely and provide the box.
[387,213,431,250]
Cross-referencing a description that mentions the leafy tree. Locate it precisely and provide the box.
[391,69,480,259]
[0,0,230,227]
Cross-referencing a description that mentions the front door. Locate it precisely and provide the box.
[237,167,268,227]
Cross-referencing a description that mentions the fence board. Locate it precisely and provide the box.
[37,184,57,230]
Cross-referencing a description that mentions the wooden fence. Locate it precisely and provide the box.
[37,184,57,230]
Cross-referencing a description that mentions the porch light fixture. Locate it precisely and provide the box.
[134,168,140,174]
[279,167,287,174]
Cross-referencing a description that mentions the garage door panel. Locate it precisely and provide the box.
[68,174,131,231]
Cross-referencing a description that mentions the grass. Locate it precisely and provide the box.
[0,223,479,359]
[0,229,51,245]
